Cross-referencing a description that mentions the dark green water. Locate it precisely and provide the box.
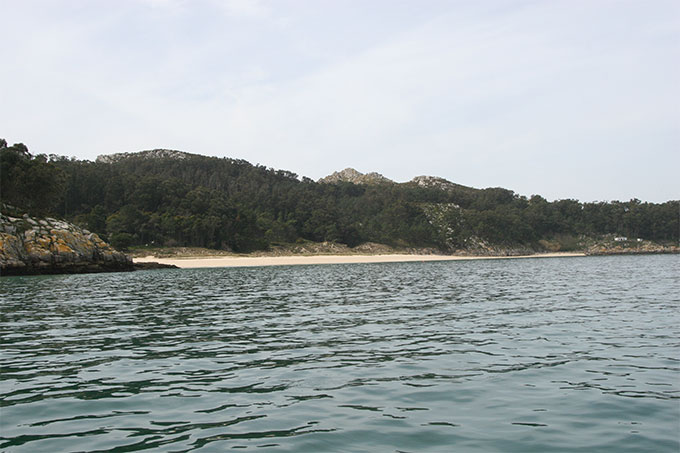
[1,255,678,452]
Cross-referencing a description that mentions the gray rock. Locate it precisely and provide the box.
[1,212,134,276]
[319,168,393,185]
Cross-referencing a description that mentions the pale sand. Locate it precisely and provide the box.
[134,252,585,269]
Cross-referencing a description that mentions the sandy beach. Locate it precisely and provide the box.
[134,252,585,269]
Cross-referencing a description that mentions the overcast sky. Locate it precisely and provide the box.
[1,0,678,202]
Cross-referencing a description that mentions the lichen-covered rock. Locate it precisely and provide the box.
[0,212,133,276]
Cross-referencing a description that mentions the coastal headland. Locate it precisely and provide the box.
[0,211,133,275]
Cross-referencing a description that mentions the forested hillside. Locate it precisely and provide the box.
[1,140,678,253]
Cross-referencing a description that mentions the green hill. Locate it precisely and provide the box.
[1,139,678,254]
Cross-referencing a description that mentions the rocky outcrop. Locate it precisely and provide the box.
[585,240,679,256]
[320,171,477,191]
[96,149,193,164]
[133,261,179,270]
[1,212,133,275]
[409,176,475,193]
[319,168,393,185]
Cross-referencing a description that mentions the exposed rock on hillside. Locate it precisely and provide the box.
[410,176,475,192]
[96,149,193,164]
[1,212,133,275]
[319,168,393,185]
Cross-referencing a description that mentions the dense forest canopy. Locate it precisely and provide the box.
[1,140,678,252]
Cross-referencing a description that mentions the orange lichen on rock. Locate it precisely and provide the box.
[1,212,132,275]
[52,240,75,254]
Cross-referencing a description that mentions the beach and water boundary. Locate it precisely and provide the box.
[134,252,585,268]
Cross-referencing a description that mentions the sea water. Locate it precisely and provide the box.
[1,254,678,452]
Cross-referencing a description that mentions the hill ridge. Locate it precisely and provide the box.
[95,149,195,163]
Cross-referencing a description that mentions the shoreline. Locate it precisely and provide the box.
[133,252,586,269]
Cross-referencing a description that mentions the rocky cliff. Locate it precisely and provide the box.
[0,211,133,275]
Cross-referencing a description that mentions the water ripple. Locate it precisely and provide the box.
[1,255,679,451]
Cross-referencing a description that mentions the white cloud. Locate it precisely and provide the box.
[212,0,270,17]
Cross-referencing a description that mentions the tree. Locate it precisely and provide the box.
[0,142,65,215]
